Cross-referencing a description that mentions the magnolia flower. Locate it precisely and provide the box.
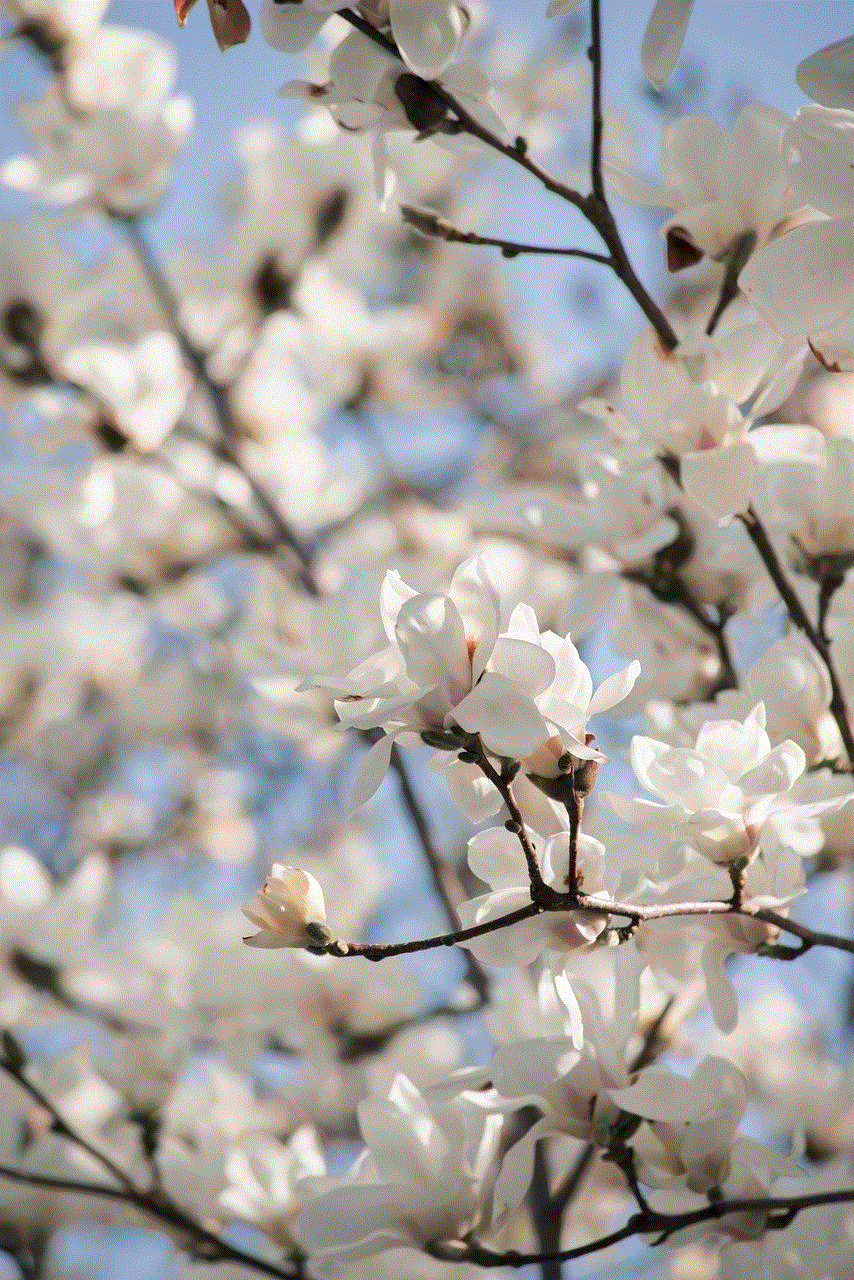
[753,434,854,577]
[278,27,503,204]
[547,0,695,89]
[2,27,193,214]
[607,103,793,271]
[294,1074,498,1265]
[220,1127,325,1248]
[612,1056,747,1192]
[457,825,610,966]
[315,556,559,806]
[607,703,839,865]
[262,0,471,81]
[242,865,334,949]
[582,321,811,519]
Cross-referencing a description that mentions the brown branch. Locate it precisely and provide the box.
[429,1186,854,1269]
[400,205,611,263]
[338,10,679,350]
[739,506,854,768]
[320,888,854,961]
[119,215,319,595]
[0,1164,298,1280]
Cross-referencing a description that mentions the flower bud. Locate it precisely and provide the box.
[242,865,333,949]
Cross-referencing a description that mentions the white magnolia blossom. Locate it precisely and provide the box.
[294,1073,500,1265]
[457,825,610,966]
[242,864,334,948]
[582,319,811,519]
[607,103,794,270]
[1,26,193,213]
[314,555,637,808]
[753,433,854,576]
[740,101,854,371]
[608,703,843,865]
[219,1127,325,1247]
[278,28,503,203]
[262,0,471,80]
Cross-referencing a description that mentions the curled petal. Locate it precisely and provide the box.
[797,36,854,109]
[452,673,550,758]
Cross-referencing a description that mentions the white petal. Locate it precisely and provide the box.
[740,218,854,343]
[452,673,550,758]
[489,635,556,699]
[797,36,854,109]
[389,0,466,79]
[641,0,696,90]
[681,441,755,520]
[587,660,641,716]
[349,731,398,810]
[260,0,326,52]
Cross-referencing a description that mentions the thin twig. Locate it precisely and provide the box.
[0,1164,298,1280]
[401,205,611,263]
[120,216,319,595]
[739,506,854,768]
[428,1186,854,1269]
[388,744,490,1004]
[322,889,854,961]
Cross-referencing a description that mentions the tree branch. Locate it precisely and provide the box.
[120,215,319,595]
[739,506,854,768]
[401,204,611,263]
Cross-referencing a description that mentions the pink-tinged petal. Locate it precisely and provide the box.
[449,555,500,682]
[489,636,556,699]
[389,0,467,79]
[260,0,327,52]
[797,36,854,109]
[452,673,550,758]
[641,0,696,90]
[587,660,641,716]
[395,592,470,697]
[786,106,854,218]
[681,441,755,520]
[740,740,805,798]
[740,218,854,344]
[349,730,398,810]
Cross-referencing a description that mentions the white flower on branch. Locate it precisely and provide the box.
[608,103,794,270]
[581,319,812,520]
[242,864,334,949]
[262,0,472,81]
[457,824,611,966]
[294,1073,500,1266]
[608,703,844,865]
[740,99,854,372]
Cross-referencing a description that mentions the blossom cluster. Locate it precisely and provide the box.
[0,3,853,1280]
